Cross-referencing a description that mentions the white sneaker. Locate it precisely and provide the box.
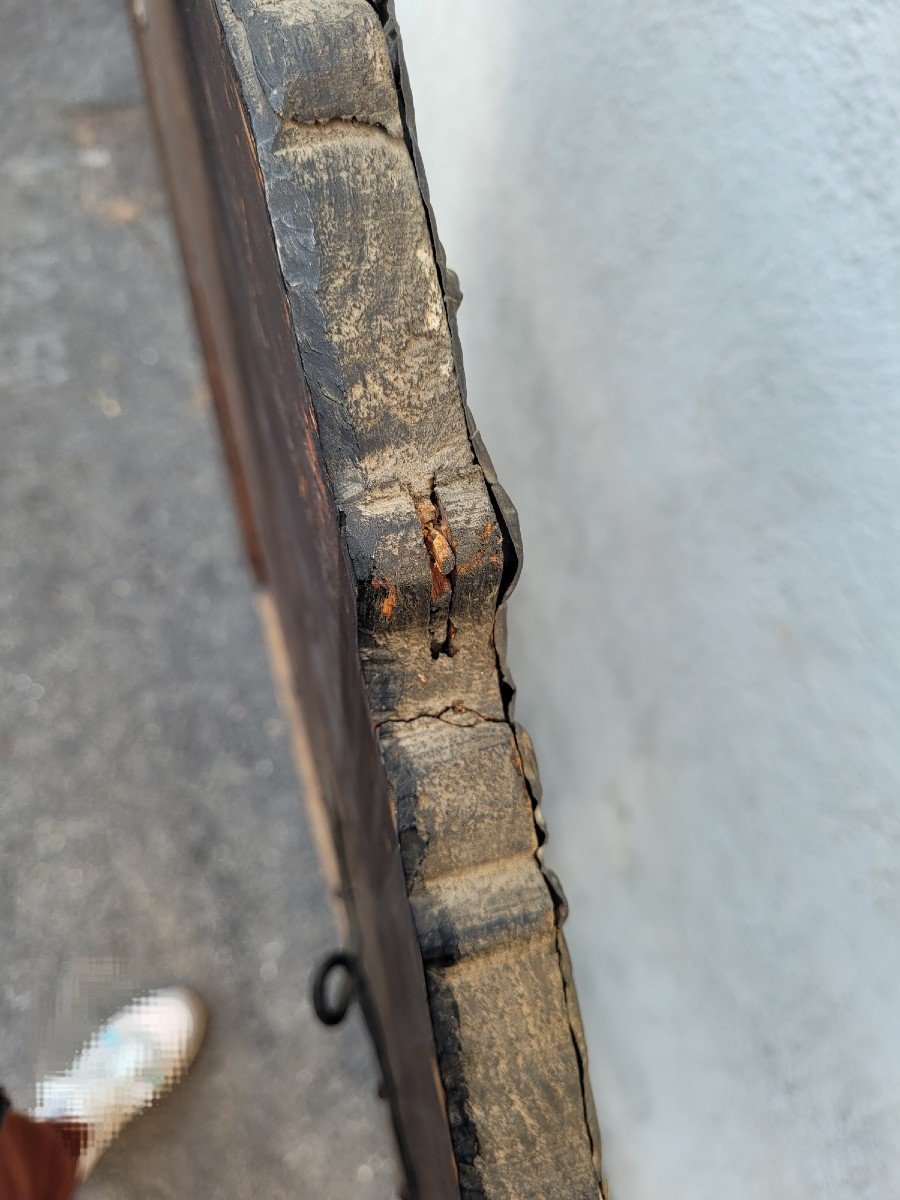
[33,986,206,1180]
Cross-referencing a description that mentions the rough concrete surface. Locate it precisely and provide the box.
[0,1,397,1196]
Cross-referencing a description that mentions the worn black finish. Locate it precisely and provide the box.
[134,1,605,1197]
[130,3,460,1196]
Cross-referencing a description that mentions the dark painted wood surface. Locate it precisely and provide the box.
[132,2,604,1197]
[130,3,459,1197]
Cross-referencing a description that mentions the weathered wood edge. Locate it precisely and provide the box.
[129,3,461,1196]
[133,0,605,1194]
[209,2,604,1195]
[375,10,606,1179]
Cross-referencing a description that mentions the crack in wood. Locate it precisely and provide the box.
[192,1,606,1195]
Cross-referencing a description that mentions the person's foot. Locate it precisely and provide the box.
[33,986,206,1180]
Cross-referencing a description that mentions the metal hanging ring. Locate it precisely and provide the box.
[312,950,358,1026]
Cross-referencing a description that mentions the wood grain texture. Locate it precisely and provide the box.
[134,0,604,1196]
[131,3,459,1196]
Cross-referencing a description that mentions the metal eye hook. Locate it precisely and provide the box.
[311,950,358,1026]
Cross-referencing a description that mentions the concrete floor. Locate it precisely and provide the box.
[0,1,398,1195]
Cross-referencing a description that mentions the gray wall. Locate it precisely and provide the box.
[397,3,900,1197]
